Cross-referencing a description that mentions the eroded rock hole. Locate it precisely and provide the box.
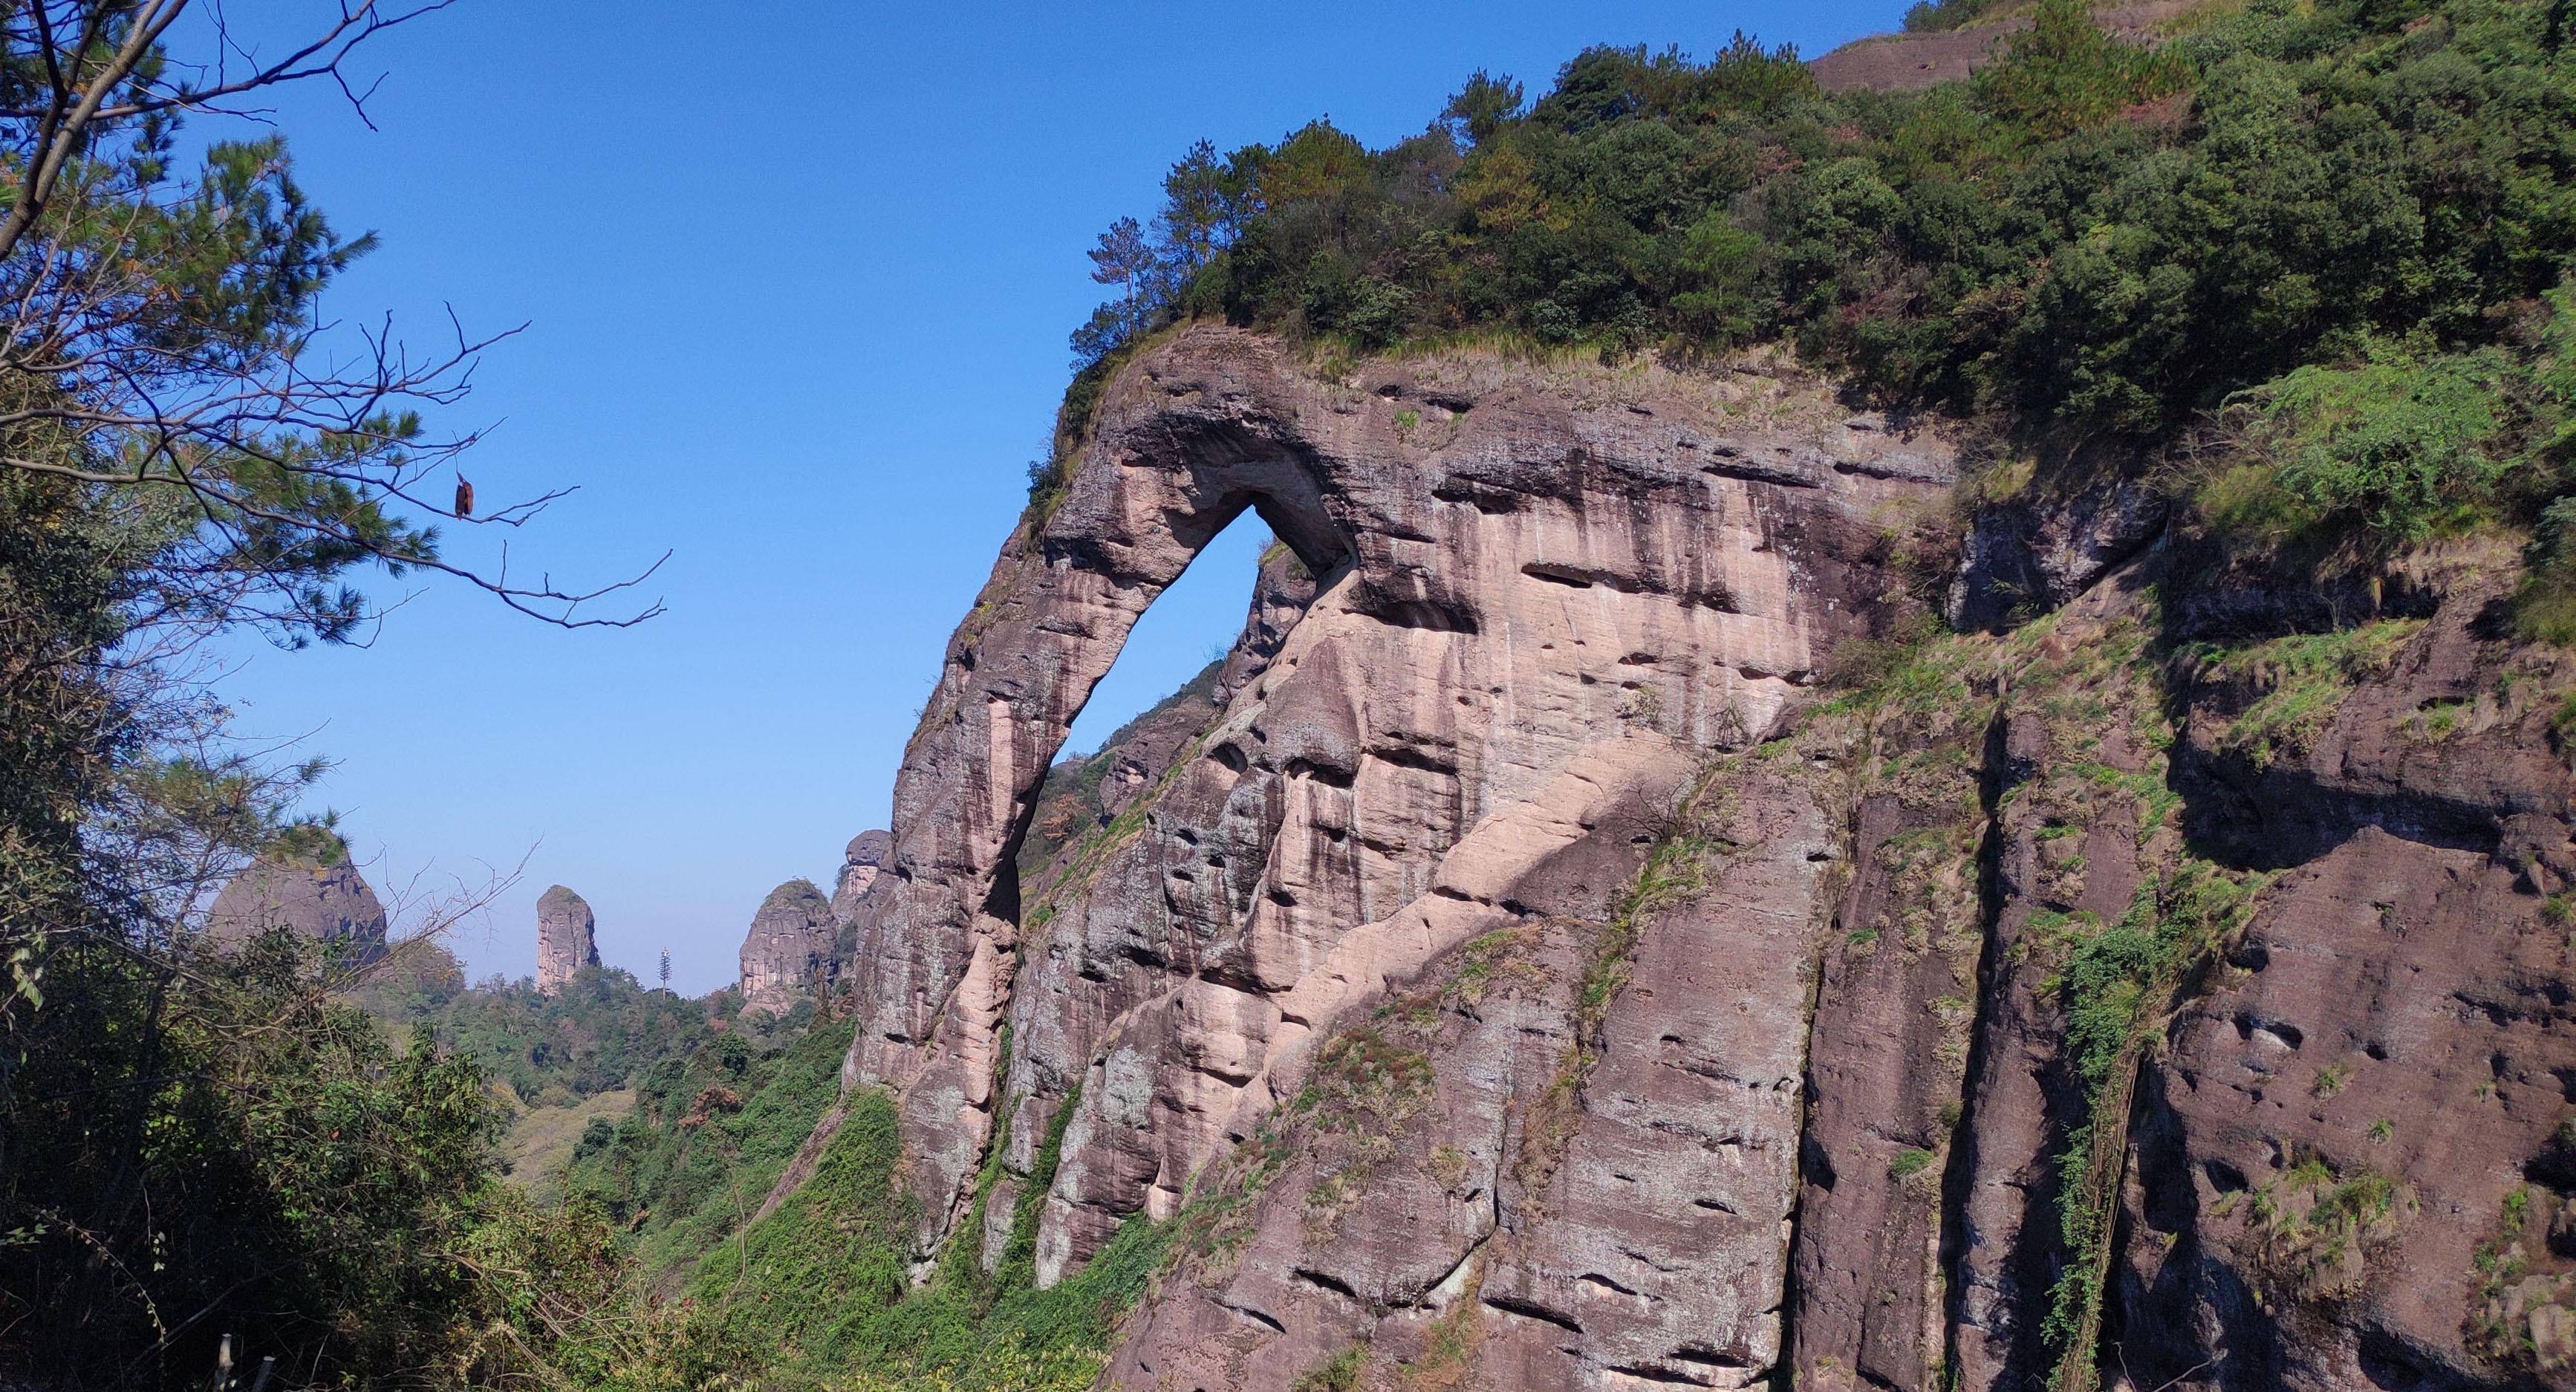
[1015,513,1289,905]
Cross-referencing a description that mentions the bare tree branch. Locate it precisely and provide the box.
[0,3,664,640]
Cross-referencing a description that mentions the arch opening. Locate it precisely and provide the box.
[1012,508,1302,910]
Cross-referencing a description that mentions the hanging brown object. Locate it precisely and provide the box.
[452,475,475,518]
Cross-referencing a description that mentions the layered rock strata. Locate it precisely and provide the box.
[535,884,599,996]
[801,316,2576,1391]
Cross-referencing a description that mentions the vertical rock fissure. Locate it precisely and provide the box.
[1778,751,1866,1392]
[1938,706,2016,1386]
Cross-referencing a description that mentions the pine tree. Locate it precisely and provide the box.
[1153,139,1231,274]
[1087,216,1157,331]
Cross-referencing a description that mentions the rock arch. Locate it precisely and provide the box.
[839,346,1356,1236]
[835,324,1957,1263]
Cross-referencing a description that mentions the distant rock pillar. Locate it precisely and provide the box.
[535,885,599,996]
[739,879,835,1016]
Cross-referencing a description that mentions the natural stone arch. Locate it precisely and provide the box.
[837,366,1356,1240]
[833,323,1958,1265]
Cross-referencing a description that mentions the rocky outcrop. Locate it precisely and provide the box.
[2107,558,2576,1391]
[741,878,836,1016]
[1948,466,2167,632]
[800,318,2576,1391]
[535,885,599,996]
[832,830,893,923]
[205,844,388,966]
[1808,1,2208,94]
[827,323,1954,1375]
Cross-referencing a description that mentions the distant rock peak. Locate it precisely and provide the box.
[740,876,835,1017]
[535,884,599,997]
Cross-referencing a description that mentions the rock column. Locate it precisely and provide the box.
[535,885,599,996]
[739,879,836,1015]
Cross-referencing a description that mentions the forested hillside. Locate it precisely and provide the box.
[1053,0,2576,616]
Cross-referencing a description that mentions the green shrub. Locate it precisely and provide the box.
[1904,0,2008,32]
[0,936,508,1386]
[1292,1344,1370,1392]
[1972,0,2188,140]
[2217,346,2508,549]
[686,1091,914,1358]
[2517,496,2576,645]
[563,1016,856,1279]
[656,1074,1177,1392]
[2043,864,2264,1376]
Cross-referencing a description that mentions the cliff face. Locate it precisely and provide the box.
[818,325,2576,1391]
[834,325,1944,1373]
[206,850,388,966]
[741,878,836,1016]
[535,885,599,996]
[833,830,893,923]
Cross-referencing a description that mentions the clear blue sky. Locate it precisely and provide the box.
[201,0,1905,994]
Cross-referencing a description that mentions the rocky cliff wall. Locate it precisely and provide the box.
[741,878,836,1017]
[206,848,388,966]
[833,830,894,923]
[817,325,2576,1391]
[829,323,1948,1355]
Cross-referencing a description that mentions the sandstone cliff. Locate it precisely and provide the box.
[536,884,600,996]
[833,830,894,923]
[741,878,836,1017]
[810,325,2576,1391]
[206,843,388,966]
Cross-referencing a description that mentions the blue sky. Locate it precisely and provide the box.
[200,0,1905,993]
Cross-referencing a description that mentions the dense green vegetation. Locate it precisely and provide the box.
[565,1008,848,1280]
[365,952,716,1105]
[1054,0,2576,624]
[0,6,663,1386]
[1,931,500,1383]
[673,1087,1174,1392]
[0,4,491,1380]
